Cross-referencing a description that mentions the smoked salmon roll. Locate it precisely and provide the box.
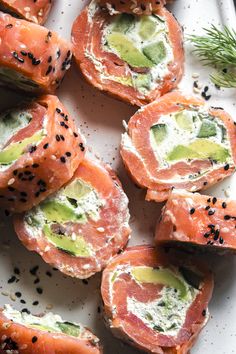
[0,304,102,354]
[0,0,52,24]
[156,189,236,252]
[120,91,236,202]
[0,12,72,93]
[14,158,131,279]
[101,245,213,354]
[0,95,85,213]
[71,1,184,106]
[98,0,167,15]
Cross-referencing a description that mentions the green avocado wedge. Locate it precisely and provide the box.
[0,131,43,165]
[151,124,167,144]
[143,41,166,65]
[43,224,91,257]
[57,322,81,337]
[197,120,217,138]
[113,13,135,33]
[139,16,157,39]
[41,200,82,223]
[63,179,92,200]
[131,266,188,299]
[175,111,193,131]
[167,139,230,163]
[107,33,154,68]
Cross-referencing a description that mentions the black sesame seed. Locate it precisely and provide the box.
[60,135,65,141]
[190,208,195,215]
[65,152,71,157]
[33,301,39,306]
[46,65,52,75]
[207,198,211,203]
[20,299,26,304]
[32,336,38,343]
[60,156,66,163]
[79,143,85,152]
[212,197,217,204]
[56,108,61,114]
[14,267,20,275]
[73,132,78,138]
[219,237,224,244]
[208,209,215,216]
[36,287,43,294]
[203,182,208,186]
[34,278,40,284]
[22,308,31,314]
[202,309,206,316]
[222,202,227,209]
[43,143,49,149]
[224,215,231,220]
[224,164,230,171]
[56,135,60,141]
[205,206,210,211]
[15,292,22,298]
[204,232,210,238]
[46,271,52,277]
[32,163,39,168]
[8,275,16,284]
[30,265,39,276]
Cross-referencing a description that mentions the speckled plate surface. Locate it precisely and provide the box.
[0,1,236,353]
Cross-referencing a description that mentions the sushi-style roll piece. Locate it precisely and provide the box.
[0,304,102,354]
[98,0,167,15]
[101,245,213,354]
[156,189,236,252]
[0,95,85,213]
[71,1,184,106]
[0,0,52,25]
[14,158,131,279]
[0,12,72,93]
[120,91,236,202]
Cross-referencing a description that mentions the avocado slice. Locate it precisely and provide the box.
[113,13,135,33]
[134,73,151,92]
[197,120,217,138]
[175,111,193,131]
[57,322,81,337]
[63,179,92,200]
[131,266,188,299]
[43,224,91,257]
[167,139,230,163]
[30,323,57,333]
[107,33,154,68]
[143,41,166,65]
[0,131,43,165]
[151,124,167,144]
[139,16,157,40]
[41,200,83,223]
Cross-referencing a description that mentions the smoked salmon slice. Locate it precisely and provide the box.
[156,189,236,252]
[101,245,213,354]
[0,0,52,24]
[98,0,167,15]
[0,95,85,213]
[71,1,184,106]
[0,304,102,354]
[0,12,72,93]
[120,91,236,202]
[14,158,131,279]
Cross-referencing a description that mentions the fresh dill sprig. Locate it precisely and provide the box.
[188,25,236,88]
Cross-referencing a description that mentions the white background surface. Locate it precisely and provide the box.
[0,1,236,353]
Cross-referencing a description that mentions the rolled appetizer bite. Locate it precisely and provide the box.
[156,189,236,253]
[101,245,213,354]
[0,12,72,93]
[14,158,131,279]
[0,304,102,354]
[121,92,236,202]
[98,0,167,15]
[71,1,184,106]
[0,0,52,24]
[0,95,85,213]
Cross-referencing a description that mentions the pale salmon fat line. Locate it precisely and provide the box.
[14,158,131,279]
[120,92,236,202]
[101,246,214,354]
[0,95,85,213]
[0,0,53,24]
[0,12,72,94]
[0,304,102,354]
[155,189,236,252]
[72,1,184,106]
[98,0,168,14]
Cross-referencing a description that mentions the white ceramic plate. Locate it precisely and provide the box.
[0,1,236,353]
